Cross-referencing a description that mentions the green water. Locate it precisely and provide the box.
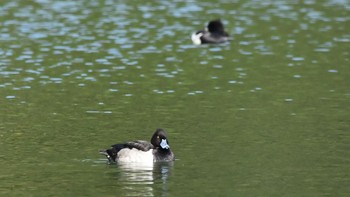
[1,0,349,196]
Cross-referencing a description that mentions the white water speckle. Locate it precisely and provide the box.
[328,69,338,73]
[292,57,304,61]
[228,80,237,84]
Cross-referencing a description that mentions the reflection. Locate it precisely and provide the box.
[115,162,173,197]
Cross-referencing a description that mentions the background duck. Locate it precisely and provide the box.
[191,19,230,45]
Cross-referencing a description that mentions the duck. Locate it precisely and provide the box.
[191,19,230,45]
[99,128,175,163]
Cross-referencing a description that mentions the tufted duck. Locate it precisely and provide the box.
[191,19,230,45]
[100,128,175,164]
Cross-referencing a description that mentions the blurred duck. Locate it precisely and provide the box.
[191,19,230,45]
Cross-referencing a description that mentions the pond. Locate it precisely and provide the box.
[0,0,349,196]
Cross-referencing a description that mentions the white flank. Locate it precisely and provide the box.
[191,32,202,45]
[117,148,154,164]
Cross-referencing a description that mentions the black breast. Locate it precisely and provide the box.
[153,148,175,162]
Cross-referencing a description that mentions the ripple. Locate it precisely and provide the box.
[13,86,31,90]
[187,90,204,95]
[23,77,35,82]
[0,71,20,75]
[153,89,176,94]
[314,48,330,52]
[213,65,223,69]
[123,81,133,85]
[139,46,160,53]
[228,80,237,84]
[291,57,304,61]
[328,69,338,73]
[334,37,350,43]
[239,50,253,55]
[250,87,262,92]
[156,73,175,78]
[6,95,16,99]
[153,90,164,94]
[285,98,293,102]
[86,110,113,114]
[209,47,223,52]
[16,55,32,60]
[95,59,110,64]
[108,48,122,57]
[29,33,48,39]
[84,77,97,82]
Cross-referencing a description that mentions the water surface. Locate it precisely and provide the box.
[1,0,349,196]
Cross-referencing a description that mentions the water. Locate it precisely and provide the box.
[1,0,349,196]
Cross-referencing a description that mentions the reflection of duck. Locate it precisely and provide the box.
[100,128,175,164]
[191,19,230,45]
[115,162,174,197]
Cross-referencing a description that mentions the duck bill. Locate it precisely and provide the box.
[160,139,170,149]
